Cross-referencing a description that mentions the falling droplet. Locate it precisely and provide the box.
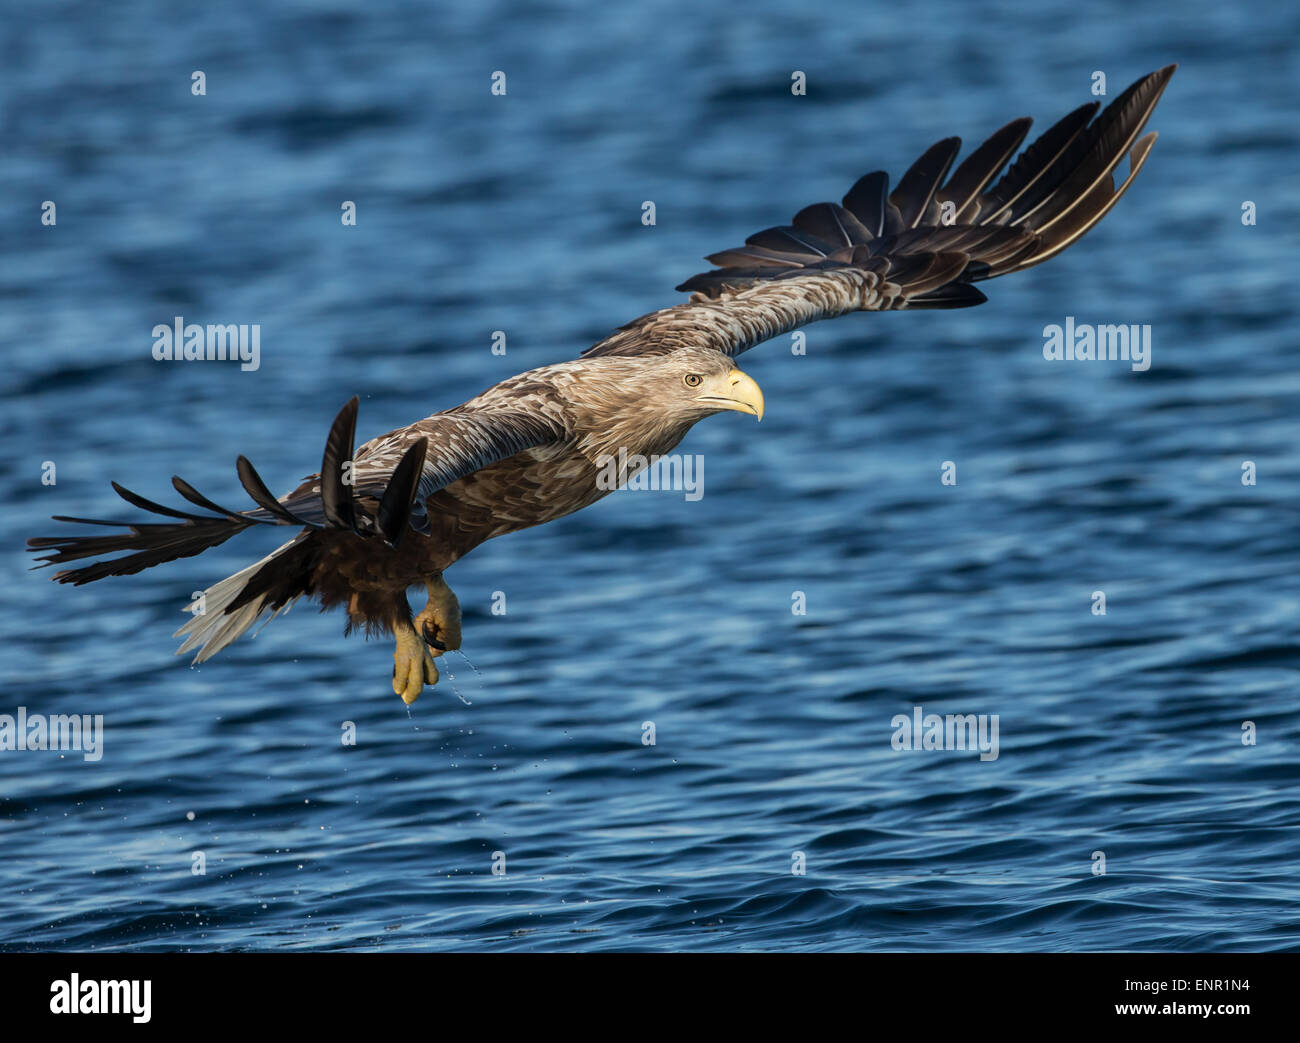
[443,669,472,706]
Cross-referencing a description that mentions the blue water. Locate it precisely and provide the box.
[2,0,1298,952]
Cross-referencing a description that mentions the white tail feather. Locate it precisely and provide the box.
[174,537,305,663]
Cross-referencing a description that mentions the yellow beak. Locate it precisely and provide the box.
[696,368,765,421]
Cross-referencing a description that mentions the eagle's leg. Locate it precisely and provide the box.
[387,577,459,706]
[393,620,440,705]
[413,573,462,655]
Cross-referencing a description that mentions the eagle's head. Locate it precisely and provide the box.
[642,346,765,423]
[679,351,764,421]
[567,346,765,461]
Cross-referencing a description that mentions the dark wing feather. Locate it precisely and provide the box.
[792,202,874,248]
[935,117,1032,220]
[376,437,429,546]
[236,456,316,526]
[584,66,1174,361]
[1004,130,1160,272]
[1017,70,1174,233]
[319,395,359,533]
[889,136,962,229]
[977,102,1099,225]
[745,226,835,259]
[29,398,566,584]
[170,476,248,522]
[842,170,889,237]
[110,480,213,522]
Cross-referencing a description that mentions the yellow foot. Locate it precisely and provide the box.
[393,624,439,705]
[413,574,462,655]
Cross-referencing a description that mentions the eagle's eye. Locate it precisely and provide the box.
[683,373,703,388]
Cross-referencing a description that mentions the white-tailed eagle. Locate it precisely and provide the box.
[29,67,1176,703]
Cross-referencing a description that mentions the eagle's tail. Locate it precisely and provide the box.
[173,534,319,663]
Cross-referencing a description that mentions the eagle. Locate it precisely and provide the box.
[29,66,1175,704]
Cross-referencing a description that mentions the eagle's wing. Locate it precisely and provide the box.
[583,65,1174,360]
[198,399,566,541]
[310,404,566,533]
[30,399,566,582]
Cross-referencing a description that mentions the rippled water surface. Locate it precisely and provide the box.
[2,0,1299,951]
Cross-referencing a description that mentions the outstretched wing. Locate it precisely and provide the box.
[583,65,1175,360]
[28,398,565,583]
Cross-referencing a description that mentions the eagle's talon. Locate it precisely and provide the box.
[413,574,462,656]
[393,624,438,704]
[417,616,447,650]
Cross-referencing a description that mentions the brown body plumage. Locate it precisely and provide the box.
[308,350,738,634]
[28,66,1176,702]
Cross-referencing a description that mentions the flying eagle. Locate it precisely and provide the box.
[29,66,1176,704]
